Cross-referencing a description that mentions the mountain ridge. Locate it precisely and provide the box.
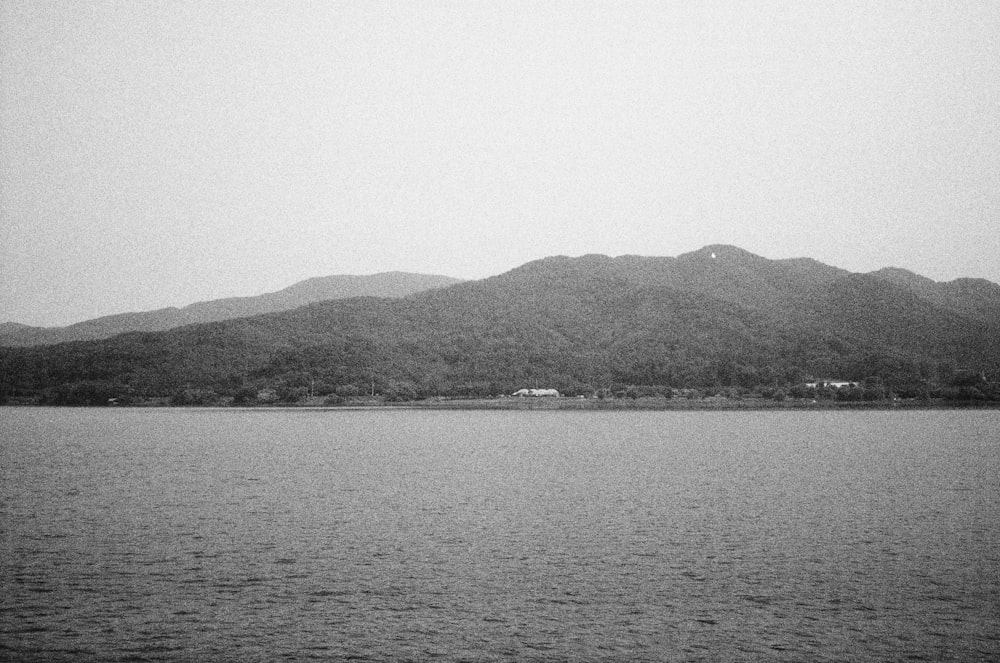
[2,246,998,404]
[7,247,998,347]
[0,272,463,347]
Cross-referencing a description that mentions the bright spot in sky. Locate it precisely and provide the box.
[711,253,717,259]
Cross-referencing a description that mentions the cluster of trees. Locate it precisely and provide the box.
[3,344,995,406]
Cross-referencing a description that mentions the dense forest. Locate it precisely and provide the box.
[2,246,999,405]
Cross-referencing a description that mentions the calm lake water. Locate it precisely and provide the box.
[1,407,998,662]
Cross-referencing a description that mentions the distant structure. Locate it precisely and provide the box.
[512,388,560,397]
[805,380,858,389]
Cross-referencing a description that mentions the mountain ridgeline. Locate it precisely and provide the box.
[0,272,462,347]
[3,246,999,404]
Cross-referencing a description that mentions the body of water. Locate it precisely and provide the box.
[2,407,998,661]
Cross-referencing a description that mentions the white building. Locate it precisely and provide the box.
[512,388,560,397]
[805,380,858,389]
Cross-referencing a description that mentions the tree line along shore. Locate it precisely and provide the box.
[5,378,997,408]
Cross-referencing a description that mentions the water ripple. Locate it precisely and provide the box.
[2,408,998,662]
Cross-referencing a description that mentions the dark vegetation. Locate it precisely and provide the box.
[2,246,999,406]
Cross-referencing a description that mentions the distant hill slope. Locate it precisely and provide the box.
[867,267,1000,326]
[3,246,998,402]
[0,272,462,347]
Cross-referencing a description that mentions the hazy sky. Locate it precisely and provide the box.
[3,1,999,326]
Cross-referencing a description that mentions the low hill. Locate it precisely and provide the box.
[868,267,1000,327]
[2,247,998,404]
[0,272,462,347]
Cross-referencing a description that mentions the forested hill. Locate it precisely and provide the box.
[0,272,462,347]
[3,245,999,404]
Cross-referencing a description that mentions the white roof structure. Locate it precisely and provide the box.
[512,388,560,397]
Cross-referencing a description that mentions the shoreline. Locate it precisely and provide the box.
[5,397,999,411]
[390,397,1000,411]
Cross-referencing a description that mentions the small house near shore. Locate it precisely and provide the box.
[512,388,560,397]
[805,380,858,389]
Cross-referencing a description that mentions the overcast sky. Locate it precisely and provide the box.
[3,1,999,327]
